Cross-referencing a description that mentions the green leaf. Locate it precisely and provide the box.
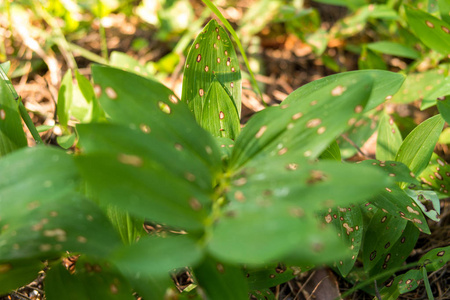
[359,160,420,186]
[376,112,403,161]
[181,19,242,121]
[91,65,221,171]
[439,0,450,24]
[194,256,249,300]
[200,79,240,139]
[76,123,214,230]
[437,95,450,123]
[106,205,146,245]
[391,69,446,105]
[0,76,27,156]
[111,235,203,278]
[419,245,450,272]
[57,69,73,129]
[364,220,419,278]
[319,140,341,161]
[208,201,346,265]
[110,51,153,78]
[324,205,363,276]
[73,70,105,123]
[369,185,430,234]
[358,46,388,70]
[245,264,296,290]
[230,73,375,168]
[367,41,420,59]
[398,269,422,294]
[405,6,450,55]
[405,189,441,222]
[45,258,134,300]
[395,114,445,176]
[0,259,44,295]
[0,147,122,260]
[419,152,450,195]
[1,61,11,74]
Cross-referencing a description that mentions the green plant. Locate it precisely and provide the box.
[1,5,450,300]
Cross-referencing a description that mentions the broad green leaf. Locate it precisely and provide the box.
[76,123,214,230]
[439,0,450,24]
[437,95,450,123]
[419,153,450,195]
[200,79,240,139]
[106,206,146,245]
[421,75,450,110]
[359,160,420,186]
[391,69,446,104]
[245,264,295,290]
[181,19,242,121]
[0,147,122,260]
[230,73,375,168]
[367,41,420,59]
[194,256,248,300]
[405,189,440,222]
[91,65,221,170]
[364,220,419,278]
[45,257,134,300]
[405,6,450,55]
[229,156,393,213]
[0,259,44,295]
[395,114,444,176]
[369,185,430,234]
[0,76,27,156]
[376,112,403,161]
[419,245,450,272]
[111,235,203,278]
[208,200,346,265]
[324,205,363,277]
[57,69,73,129]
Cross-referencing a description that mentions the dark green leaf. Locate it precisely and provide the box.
[0,76,27,156]
[405,6,450,54]
[396,115,444,176]
[437,96,450,123]
[245,264,295,290]
[419,152,450,195]
[111,235,203,278]
[194,256,248,300]
[91,64,221,171]
[0,259,44,295]
[45,257,134,300]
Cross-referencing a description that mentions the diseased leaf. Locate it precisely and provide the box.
[200,79,240,139]
[419,245,450,272]
[397,269,422,294]
[91,65,221,171]
[359,160,420,186]
[245,264,295,290]
[324,205,363,276]
[76,123,214,230]
[395,114,444,176]
[376,112,403,161]
[405,189,441,222]
[181,19,242,120]
[405,5,450,55]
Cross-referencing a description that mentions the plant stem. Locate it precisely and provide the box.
[19,99,43,145]
[97,0,109,62]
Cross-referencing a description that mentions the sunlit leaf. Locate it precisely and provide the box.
[419,152,450,195]
[181,19,241,121]
[395,114,444,176]
[405,5,450,54]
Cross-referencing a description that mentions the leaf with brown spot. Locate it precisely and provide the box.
[419,245,450,272]
[418,152,450,195]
